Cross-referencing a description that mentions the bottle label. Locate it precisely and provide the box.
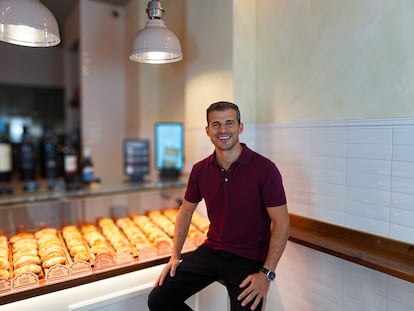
[46,159,57,169]
[0,144,12,172]
[82,167,94,182]
[64,155,77,173]
[21,152,34,169]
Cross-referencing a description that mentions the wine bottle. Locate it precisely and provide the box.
[0,120,12,182]
[18,125,36,182]
[62,135,79,190]
[40,125,60,179]
[81,147,94,184]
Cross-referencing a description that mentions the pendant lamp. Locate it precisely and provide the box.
[0,0,60,47]
[129,0,182,64]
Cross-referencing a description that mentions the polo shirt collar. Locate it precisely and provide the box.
[209,143,253,166]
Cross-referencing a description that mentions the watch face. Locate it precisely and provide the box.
[267,271,276,281]
[261,268,276,281]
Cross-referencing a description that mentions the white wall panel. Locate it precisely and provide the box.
[80,0,126,180]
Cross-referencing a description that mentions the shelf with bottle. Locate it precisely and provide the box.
[0,120,13,194]
[0,122,88,194]
[0,122,186,207]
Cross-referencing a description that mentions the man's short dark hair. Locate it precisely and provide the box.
[206,101,241,125]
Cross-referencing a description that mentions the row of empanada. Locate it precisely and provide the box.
[98,218,137,257]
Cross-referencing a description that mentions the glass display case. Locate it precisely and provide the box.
[0,178,212,309]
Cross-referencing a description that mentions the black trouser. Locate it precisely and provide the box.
[148,245,263,311]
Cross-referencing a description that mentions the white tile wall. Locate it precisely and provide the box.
[184,117,414,311]
[388,277,414,310]
[254,118,414,244]
[273,242,414,311]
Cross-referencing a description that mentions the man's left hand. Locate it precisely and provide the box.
[237,272,270,311]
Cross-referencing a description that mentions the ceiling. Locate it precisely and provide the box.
[42,0,131,28]
[40,0,131,45]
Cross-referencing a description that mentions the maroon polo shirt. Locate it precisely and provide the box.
[184,144,286,262]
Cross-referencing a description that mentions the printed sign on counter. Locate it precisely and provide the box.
[0,278,11,294]
[12,272,39,289]
[71,261,92,275]
[94,253,115,270]
[46,264,71,280]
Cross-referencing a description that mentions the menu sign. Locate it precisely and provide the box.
[123,139,150,182]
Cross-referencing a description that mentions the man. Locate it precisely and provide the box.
[148,101,290,311]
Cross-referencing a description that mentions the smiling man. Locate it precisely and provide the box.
[148,101,290,311]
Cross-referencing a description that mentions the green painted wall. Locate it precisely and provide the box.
[255,0,414,122]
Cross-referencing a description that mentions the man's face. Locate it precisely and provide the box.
[205,109,243,151]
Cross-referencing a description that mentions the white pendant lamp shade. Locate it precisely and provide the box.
[0,0,61,47]
[129,0,182,64]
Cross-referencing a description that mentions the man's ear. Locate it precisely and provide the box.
[239,122,244,134]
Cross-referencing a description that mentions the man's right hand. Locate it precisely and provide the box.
[154,257,181,287]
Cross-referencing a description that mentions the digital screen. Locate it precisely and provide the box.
[155,123,184,171]
[123,139,150,179]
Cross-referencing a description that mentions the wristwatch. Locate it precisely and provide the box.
[260,267,276,281]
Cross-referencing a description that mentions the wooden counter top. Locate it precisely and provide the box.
[288,214,414,283]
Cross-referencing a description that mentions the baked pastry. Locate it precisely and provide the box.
[61,225,91,261]
[116,217,154,251]
[98,218,136,256]
[9,232,34,244]
[132,214,172,247]
[81,224,114,256]
[162,208,207,245]
[13,254,41,269]
[13,263,41,276]
[147,210,175,237]
[0,256,9,270]
[74,251,90,261]
[0,269,10,279]
[0,235,8,249]
[34,228,57,239]
[191,211,210,234]
[13,248,38,259]
[42,255,67,268]
[12,238,38,252]
[89,243,112,255]
[0,235,9,272]
[35,227,67,269]
[84,231,106,246]
[10,232,41,276]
